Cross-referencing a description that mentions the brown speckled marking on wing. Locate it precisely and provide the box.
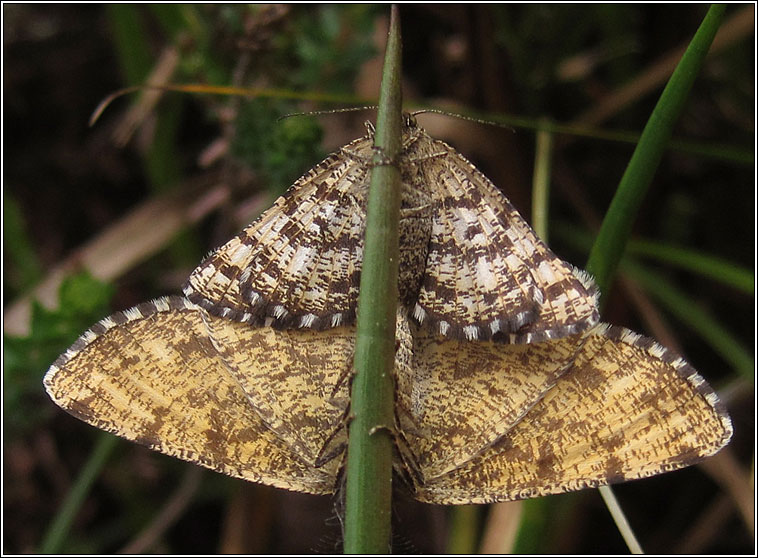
[183,131,433,332]
[43,297,340,495]
[184,118,598,343]
[413,323,733,504]
[43,300,730,504]
[405,128,599,342]
[201,310,353,466]
[395,313,585,481]
[183,142,371,330]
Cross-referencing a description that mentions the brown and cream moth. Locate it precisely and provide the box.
[183,116,599,343]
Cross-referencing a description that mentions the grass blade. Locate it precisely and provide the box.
[39,433,119,553]
[626,239,753,295]
[586,4,727,298]
[531,117,554,242]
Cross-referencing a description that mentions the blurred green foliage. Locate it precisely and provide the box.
[4,273,114,437]
[492,5,643,110]
[286,5,380,91]
[4,192,43,297]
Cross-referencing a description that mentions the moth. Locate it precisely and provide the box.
[44,296,732,504]
[184,116,599,343]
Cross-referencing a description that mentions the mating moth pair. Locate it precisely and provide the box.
[45,116,731,504]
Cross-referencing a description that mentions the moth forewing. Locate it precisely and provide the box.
[184,119,600,343]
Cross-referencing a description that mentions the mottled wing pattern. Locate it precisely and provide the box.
[413,323,733,504]
[44,299,731,504]
[184,135,374,330]
[202,311,353,466]
[395,312,585,481]
[408,129,599,343]
[43,297,340,495]
[186,120,598,343]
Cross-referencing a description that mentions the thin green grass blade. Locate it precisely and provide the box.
[511,497,550,553]
[148,4,194,38]
[626,239,753,295]
[106,5,183,195]
[39,433,119,554]
[586,4,726,298]
[446,506,480,554]
[343,5,403,554]
[531,117,554,242]
[557,223,753,296]
[106,5,153,85]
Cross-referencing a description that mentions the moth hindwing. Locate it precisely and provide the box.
[45,300,731,504]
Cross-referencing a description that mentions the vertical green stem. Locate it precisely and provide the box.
[531,117,554,242]
[343,5,403,554]
[446,506,480,554]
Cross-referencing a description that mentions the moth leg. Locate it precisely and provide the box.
[314,355,355,470]
[391,412,425,490]
[314,421,349,469]
[390,368,425,488]
[329,354,356,399]
[315,437,347,468]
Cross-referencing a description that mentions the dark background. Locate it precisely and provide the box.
[4,4,754,554]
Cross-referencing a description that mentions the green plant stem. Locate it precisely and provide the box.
[586,4,726,299]
[343,5,403,554]
[531,117,554,242]
[39,433,119,553]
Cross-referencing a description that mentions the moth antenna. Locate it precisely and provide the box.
[410,108,516,133]
[278,105,379,121]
